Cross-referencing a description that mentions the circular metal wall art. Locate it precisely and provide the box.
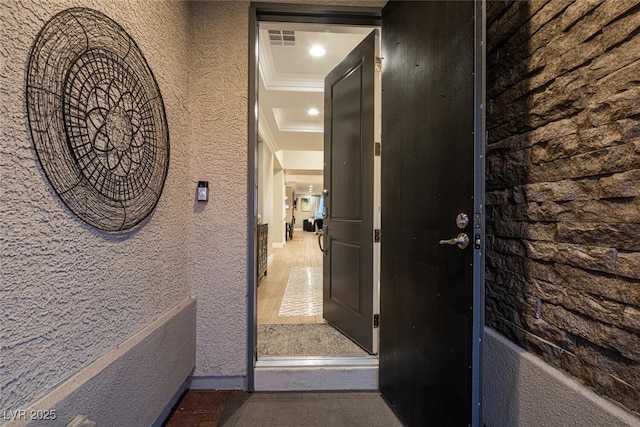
[26,8,169,232]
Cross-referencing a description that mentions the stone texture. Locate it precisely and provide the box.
[487,0,640,415]
[543,304,640,362]
[556,222,640,251]
[600,169,640,198]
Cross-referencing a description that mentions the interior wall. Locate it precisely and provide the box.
[1,0,192,414]
[260,142,275,254]
[294,195,318,230]
[272,169,285,247]
[486,0,640,414]
[285,186,294,223]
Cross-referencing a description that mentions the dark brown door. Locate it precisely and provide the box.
[380,1,484,426]
[322,31,376,354]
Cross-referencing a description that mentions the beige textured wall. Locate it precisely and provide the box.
[188,1,251,379]
[186,0,384,383]
[1,0,192,412]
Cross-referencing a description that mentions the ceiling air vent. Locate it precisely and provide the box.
[268,30,296,46]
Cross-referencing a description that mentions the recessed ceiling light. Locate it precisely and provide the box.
[309,45,326,57]
[307,108,319,116]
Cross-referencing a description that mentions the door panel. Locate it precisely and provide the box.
[330,63,363,220]
[329,240,361,313]
[323,31,376,354]
[380,1,483,426]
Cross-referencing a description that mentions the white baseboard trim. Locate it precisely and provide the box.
[254,357,378,391]
[272,242,285,249]
[483,327,639,427]
[9,298,197,427]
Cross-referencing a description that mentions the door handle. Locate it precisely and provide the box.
[318,226,328,256]
[439,233,469,249]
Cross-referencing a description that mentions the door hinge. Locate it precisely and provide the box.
[374,229,381,243]
[375,56,382,72]
[375,142,381,156]
[374,313,380,328]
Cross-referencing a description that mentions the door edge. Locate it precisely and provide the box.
[472,1,487,426]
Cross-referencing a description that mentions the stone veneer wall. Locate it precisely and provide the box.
[486,0,640,414]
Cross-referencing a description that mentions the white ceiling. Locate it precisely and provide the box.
[258,21,373,195]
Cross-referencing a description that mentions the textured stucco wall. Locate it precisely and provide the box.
[1,0,192,414]
[188,1,250,381]
[186,0,385,384]
[11,299,196,427]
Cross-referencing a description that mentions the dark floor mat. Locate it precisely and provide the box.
[219,391,403,427]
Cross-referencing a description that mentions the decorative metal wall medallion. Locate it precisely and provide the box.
[26,8,169,232]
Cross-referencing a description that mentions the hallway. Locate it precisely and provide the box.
[257,229,324,324]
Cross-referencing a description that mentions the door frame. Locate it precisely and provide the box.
[472,2,486,425]
[247,2,381,392]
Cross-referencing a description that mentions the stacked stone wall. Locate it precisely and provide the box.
[486,0,640,413]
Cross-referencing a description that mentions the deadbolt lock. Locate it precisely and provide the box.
[456,213,469,229]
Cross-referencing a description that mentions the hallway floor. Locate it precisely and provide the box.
[257,230,325,324]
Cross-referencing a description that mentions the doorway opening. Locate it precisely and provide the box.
[255,20,379,356]
[249,4,382,391]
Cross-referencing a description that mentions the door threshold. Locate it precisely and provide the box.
[256,355,378,368]
[255,356,378,391]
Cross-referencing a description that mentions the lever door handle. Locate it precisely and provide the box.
[318,227,328,256]
[439,233,469,249]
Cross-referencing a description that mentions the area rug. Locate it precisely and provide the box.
[278,266,322,316]
[257,323,368,357]
[219,392,403,427]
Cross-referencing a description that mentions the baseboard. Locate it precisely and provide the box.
[254,357,378,391]
[8,298,197,427]
[151,375,192,427]
[483,327,639,427]
[190,376,246,390]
